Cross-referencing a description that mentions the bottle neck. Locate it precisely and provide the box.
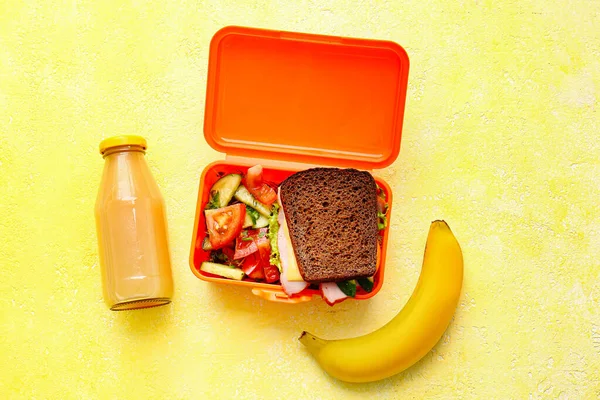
[102,145,146,158]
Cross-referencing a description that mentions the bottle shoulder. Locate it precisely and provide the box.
[96,152,165,206]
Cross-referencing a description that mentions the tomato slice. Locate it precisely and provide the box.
[245,165,264,189]
[245,165,278,205]
[250,184,278,206]
[234,228,268,259]
[224,222,278,283]
[237,226,279,283]
[205,203,246,250]
[234,237,258,260]
[242,253,265,280]
[248,265,265,280]
[254,237,280,283]
[263,263,280,283]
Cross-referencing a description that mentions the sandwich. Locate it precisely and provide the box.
[276,168,380,303]
[199,165,388,305]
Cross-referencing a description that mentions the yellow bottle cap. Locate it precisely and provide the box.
[99,135,147,155]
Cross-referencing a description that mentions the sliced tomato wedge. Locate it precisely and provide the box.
[241,253,265,280]
[256,234,270,262]
[246,165,265,191]
[245,165,278,205]
[234,237,258,260]
[247,265,265,280]
[248,228,280,283]
[263,263,280,283]
[233,228,268,259]
[204,203,246,250]
[230,224,278,282]
[255,237,280,283]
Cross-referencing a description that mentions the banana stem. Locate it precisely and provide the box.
[299,331,327,354]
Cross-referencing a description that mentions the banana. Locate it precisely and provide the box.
[299,220,463,383]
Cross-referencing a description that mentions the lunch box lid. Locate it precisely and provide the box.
[203,26,410,170]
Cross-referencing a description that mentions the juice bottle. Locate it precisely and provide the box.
[95,135,174,310]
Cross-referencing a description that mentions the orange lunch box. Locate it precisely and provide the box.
[189,26,409,303]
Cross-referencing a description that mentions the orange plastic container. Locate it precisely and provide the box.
[189,26,409,303]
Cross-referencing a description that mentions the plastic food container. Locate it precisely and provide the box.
[189,26,409,303]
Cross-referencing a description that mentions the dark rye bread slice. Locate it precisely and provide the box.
[279,168,379,283]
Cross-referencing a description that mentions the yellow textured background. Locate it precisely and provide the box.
[1,1,599,399]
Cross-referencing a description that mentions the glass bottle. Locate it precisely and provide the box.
[95,135,174,310]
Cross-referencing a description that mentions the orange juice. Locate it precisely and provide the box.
[95,136,173,310]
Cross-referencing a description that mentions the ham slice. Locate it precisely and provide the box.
[320,282,349,306]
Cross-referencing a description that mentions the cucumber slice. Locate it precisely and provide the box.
[244,206,269,228]
[253,214,269,229]
[243,212,253,228]
[357,277,374,293]
[336,280,357,297]
[234,185,272,217]
[208,174,243,209]
[200,262,244,280]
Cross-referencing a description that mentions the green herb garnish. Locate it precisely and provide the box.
[210,249,243,267]
[205,191,220,210]
[209,249,229,264]
[246,206,260,225]
[377,211,387,231]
